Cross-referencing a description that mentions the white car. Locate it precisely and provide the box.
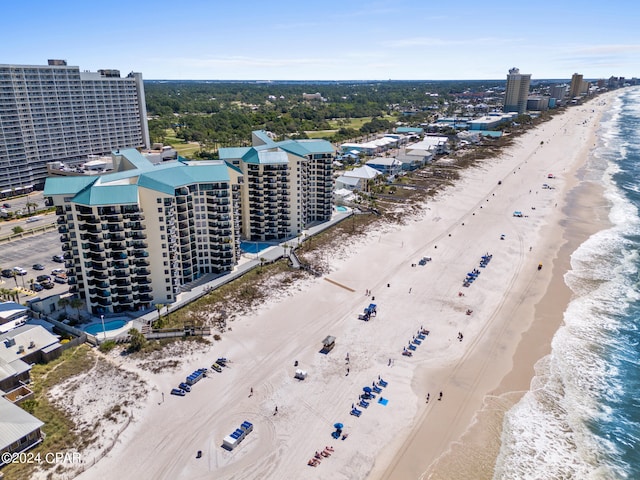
[13,267,27,276]
[51,268,65,275]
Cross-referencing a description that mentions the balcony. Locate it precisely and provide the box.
[133,259,150,267]
[112,261,129,269]
[58,225,68,234]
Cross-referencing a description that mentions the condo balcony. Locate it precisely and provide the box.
[112,261,129,269]
[133,259,150,267]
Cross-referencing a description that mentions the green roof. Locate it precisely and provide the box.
[278,139,334,156]
[73,183,139,206]
[139,163,230,193]
[43,176,96,196]
[219,147,251,160]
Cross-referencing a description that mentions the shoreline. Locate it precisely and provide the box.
[75,94,616,480]
[370,93,614,480]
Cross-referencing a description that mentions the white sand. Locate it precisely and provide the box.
[75,94,612,480]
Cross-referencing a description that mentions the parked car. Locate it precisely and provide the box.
[41,281,55,290]
[178,382,191,392]
[25,216,42,223]
[1,269,13,278]
[210,363,222,373]
[36,274,51,283]
[32,263,45,270]
[12,267,27,276]
[170,388,186,397]
[2,203,10,208]
[51,268,65,275]
[52,254,65,263]
[32,283,44,292]
[54,275,67,284]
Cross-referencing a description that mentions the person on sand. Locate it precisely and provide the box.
[426,393,430,403]
[439,392,443,401]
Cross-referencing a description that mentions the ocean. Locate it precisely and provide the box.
[494,87,640,480]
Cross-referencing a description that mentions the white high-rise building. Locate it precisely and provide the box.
[0,59,149,193]
[503,67,531,115]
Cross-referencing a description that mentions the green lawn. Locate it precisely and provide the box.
[164,129,202,158]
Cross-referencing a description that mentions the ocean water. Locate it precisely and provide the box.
[494,87,640,480]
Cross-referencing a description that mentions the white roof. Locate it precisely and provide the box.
[336,176,360,187]
[343,165,380,179]
[0,397,43,450]
[0,325,61,364]
[367,157,402,167]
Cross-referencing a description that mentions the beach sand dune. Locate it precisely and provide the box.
[77,95,611,480]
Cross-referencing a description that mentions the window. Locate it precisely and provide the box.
[164,269,169,274]
[158,208,162,212]
[157,198,162,203]
[162,252,167,257]
[161,235,165,240]
[167,295,172,300]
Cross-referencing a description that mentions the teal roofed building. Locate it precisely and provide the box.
[44,150,242,315]
[219,131,335,241]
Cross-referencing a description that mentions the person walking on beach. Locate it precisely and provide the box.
[409,287,412,294]
[274,406,278,415]
[438,392,443,401]
[249,387,253,397]
[426,393,430,403]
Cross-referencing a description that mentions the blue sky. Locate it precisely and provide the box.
[3,0,639,81]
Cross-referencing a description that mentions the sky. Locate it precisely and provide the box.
[3,0,640,81]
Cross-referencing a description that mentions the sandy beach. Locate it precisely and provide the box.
[74,93,613,480]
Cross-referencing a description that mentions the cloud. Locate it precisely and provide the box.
[572,44,640,55]
[382,36,511,48]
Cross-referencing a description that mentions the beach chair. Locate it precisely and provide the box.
[378,379,388,388]
[350,407,362,417]
[417,333,426,340]
[402,350,413,357]
[408,344,417,351]
[372,385,382,394]
[412,338,422,345]
[359,399,370,409]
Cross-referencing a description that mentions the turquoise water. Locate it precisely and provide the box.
[85,319,127,335]
[240,241,273,254]
[336,206,348,212]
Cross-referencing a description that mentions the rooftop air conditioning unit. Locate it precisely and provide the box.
[28,340,35,349]
[17,345,25,354]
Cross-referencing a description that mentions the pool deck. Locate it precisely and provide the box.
[84,320,133,340]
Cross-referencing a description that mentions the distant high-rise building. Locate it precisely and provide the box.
[0,60,149,192]
[503,67,531,115]
[550,85,568,104]
[569,73,584,98]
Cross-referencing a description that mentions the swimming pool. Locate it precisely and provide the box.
[85,319,128,335]
[240,241,274,254]
[336,206,348,212]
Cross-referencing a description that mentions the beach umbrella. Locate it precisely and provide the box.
[334,423,343,429]
[363,386,372,393]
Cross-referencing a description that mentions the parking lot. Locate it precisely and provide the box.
[0,229,70,298]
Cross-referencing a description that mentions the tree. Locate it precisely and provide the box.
[70,298,84,322]
[57,297,70,314]
[12,226,23,235]
[128,328,147,352]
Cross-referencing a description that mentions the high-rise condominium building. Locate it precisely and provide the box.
[219,130,334,241]
[44,149,241,315]
[569,73,584,99]
[503,67,532,115]
[0,59,149,193]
